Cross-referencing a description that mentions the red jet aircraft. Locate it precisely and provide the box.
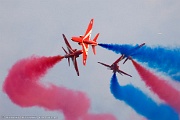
[122,43,145,64]
[98,55,132,77]
[71,19,100,65]
[62,34,83,76]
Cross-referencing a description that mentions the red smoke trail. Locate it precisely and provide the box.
[132,60,180,113]
[3,55,116,120]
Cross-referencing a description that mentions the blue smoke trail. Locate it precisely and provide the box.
[99,43,180,81]
[110,73,179,120]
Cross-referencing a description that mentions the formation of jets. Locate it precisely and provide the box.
[61,19,145,76]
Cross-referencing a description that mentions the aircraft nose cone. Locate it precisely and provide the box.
[71,37,74,40]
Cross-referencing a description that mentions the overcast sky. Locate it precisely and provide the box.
[0,0,180,120]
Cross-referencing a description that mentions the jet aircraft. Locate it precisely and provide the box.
[98,55,132,77]
[71,19,100,65]
[62,34,83,76]
[122,43,145,64]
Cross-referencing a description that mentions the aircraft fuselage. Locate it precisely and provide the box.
[71,37,97,46]
[110,64,119,73]
[64,50,83,58]
[71,37,83,43]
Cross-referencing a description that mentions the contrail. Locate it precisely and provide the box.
[132,59,180,113]
[3,55,116,120]
[98,43,180,81]
[110,73,179,120]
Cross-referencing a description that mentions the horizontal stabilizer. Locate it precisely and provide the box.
[92,33,100,55]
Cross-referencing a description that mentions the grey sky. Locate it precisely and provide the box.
[0,0,180,119]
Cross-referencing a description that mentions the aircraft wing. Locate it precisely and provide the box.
[81,43,89,65]
[82,51,87,66]
[62,34,73,53]
[83,19,93,41]
[72,56,79,76]
[62,47,70,66]
[117,69,132,77]
[138,43,145,48]
[97,62,111,68]
[112,55,125,65]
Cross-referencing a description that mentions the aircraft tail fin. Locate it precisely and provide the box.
[92,33,100,55]
[93,33,99,42]
[92,46,96,55]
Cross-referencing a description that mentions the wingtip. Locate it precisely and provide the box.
[62,34,66,40]
[83,60,86,66]
[90,19,94,24]
[139,43,145,47]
